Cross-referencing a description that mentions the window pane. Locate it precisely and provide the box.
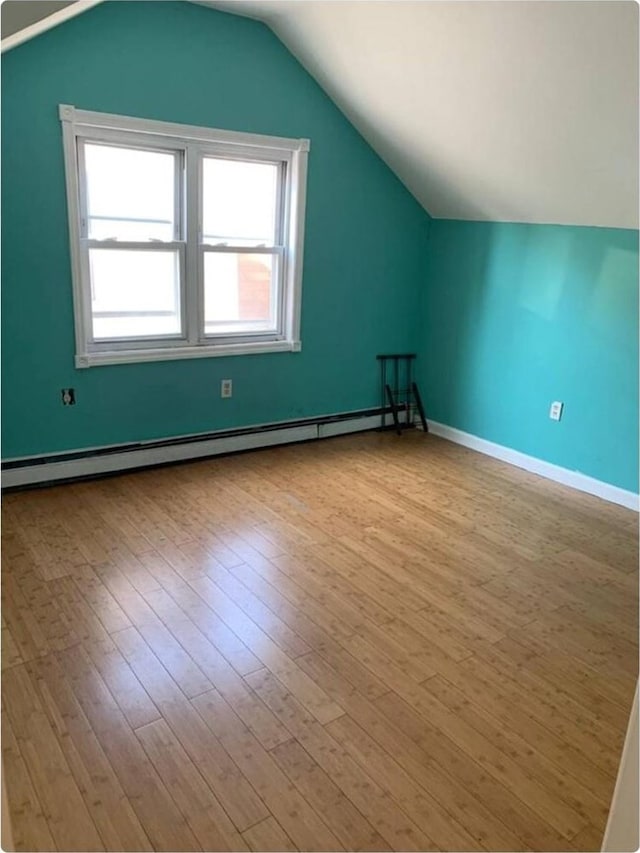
[204,253,276,335]
[202,158,278,245]
[89,249,181,339]
[84,144,176,241]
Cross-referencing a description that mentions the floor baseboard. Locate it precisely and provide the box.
[1,412,383,489]
[427,420,639,511]
[4,412,637,511]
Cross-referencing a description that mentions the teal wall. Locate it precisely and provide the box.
[1,0,429,457]
[2,1,637,495]
[419,221,639,493]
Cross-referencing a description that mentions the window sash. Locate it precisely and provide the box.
[196,151,287,341]
[82,241,187,347]
[77,138,185,243]
[198,154,287,249]
[200,246,284,340]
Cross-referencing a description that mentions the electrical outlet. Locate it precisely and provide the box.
[549,401,563,421]
[61,388,75,406]
[221,379,233,398]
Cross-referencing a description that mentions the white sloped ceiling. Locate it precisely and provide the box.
[204,0,639,229]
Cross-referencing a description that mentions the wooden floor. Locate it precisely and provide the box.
[2,431,638,852]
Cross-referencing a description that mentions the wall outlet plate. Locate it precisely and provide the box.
[549,401,563,421]
[221,379,232,398]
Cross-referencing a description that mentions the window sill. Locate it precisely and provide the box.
[75,339,302,368]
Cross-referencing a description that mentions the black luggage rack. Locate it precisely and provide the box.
[377,353,428,435]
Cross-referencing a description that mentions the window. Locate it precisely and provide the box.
[59,105,309,367]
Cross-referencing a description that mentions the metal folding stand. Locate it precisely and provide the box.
[377,353,428,435]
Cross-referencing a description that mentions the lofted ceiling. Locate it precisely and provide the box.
[0,1,74,38]
[2,1,638,228]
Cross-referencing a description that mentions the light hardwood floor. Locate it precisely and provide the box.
[2,431,638,852]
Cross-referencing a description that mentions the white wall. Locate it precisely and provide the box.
[602,685,639,852]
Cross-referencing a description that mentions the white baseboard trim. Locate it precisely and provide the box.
[427,420,639,512]
[6,413,636,510]
[1,413,382,489]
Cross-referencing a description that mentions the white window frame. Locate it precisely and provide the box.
[59,105,309,368]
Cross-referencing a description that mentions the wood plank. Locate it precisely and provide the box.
[426,674,603,830]
[193,688,344,851]
[388,673,586,840]
[57,644,202,852]
[1,625,23,670]
[246,667,437,852]
[326,713,480,851]
[70,564,132,634]
[92,563,214,698]
[161,578,264,676]
[179,544,312,658]
[2,664,104,852]
[7,556,78,651]
[2,571,52,661]
[492,635,634,723]
[242,817,298,853]
[47,575,112,644]
[82,634,162,731]
[373,689,571,852]
[439,652,617,801]
[111,625,269,831]
[270,738,389,852]
[136,718,248,851]
[296,650,526,851]
[1,708,56,853]
[339,631,435,695]
[228,557,358,646]
[566,822,605,852]
[469,643,627,765]
[142,586,291,749]
[188,575,344,724]
[26,655,153,851]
